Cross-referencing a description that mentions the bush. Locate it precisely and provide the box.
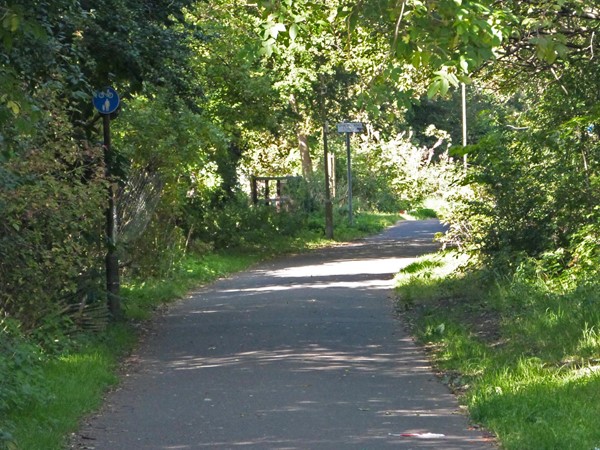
[0,109,107,331]
[122,214,188,279]
[192,193,309,250]
[345,132,460,213]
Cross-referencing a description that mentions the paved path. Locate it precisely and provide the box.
[74,220,494,449]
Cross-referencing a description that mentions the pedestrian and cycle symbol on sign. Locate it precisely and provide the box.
[93,87,120,115]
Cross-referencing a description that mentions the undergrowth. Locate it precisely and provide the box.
[395,251,600,450]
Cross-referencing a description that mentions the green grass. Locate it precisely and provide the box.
[395,252,600,450]
[5,211,403,450]
[122,252,257,320]
[399,197,445,220]
[473,362,600,449]
[404,207,438,220]
[6,325,134,450]
[333,211,402,241]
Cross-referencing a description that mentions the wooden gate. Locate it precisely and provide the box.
[250,176,301,208]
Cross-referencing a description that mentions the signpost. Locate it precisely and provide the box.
[336,122,364,134]
[93,87,120,115]
[337,122,363,225]
[93,87,121,319]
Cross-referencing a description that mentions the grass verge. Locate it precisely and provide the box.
[395,251,600,450]
[5,211,401,450]
[6,325,134,450]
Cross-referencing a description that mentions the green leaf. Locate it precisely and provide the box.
[439,77,450,96]
[10,14,19,32]
[289,23,298,41]
[260,37,276,57]
[6,100,20,115]
[427,79,441,99]
[269,22,286,39]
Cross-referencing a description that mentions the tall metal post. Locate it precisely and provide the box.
[328,153,336,198]
[462,82,468,169]
[103,114,121,319]
[336,122,362,226]
[319,73,334,239]
[323,122,334,239]
[93,87,121,320]
[345,132,353,225]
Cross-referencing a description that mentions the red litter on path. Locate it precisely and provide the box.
[389,432,446,439]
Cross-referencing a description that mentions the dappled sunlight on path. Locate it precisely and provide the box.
[73,220,494,449]
[168,342,431,374]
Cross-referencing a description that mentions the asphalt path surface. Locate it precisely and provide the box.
[73,219,495,449]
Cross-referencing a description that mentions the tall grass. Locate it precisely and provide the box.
[395,251,600,450]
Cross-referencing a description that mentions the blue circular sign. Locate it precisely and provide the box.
[93,87,120,114]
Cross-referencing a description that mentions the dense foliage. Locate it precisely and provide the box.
[442,1,600,274]
[2,0,600,447]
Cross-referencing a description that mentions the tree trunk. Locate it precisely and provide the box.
[298,131,313,177]
[290,94,313,177]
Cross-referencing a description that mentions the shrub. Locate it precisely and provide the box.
[0,108,106,331]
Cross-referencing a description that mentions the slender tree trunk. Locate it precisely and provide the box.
[581,127,591,190]
[290,94,313,177]
[297,131,313,177]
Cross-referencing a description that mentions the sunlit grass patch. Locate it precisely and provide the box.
[402,207,438,220]
[471,364,600,450]
[401,258,444,274]
[8,325,134,450]
[396,251,600,449]
[395,251,471,304]
[398,197,446,220]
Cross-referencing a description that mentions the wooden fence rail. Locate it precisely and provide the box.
[250,176,302,208]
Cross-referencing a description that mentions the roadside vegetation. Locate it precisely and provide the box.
[2,1,599,449]
[396,251,600,449]
[392,13,600,444]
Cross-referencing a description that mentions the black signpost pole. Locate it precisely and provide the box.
[103,113,121,319]
[94,87,122,320]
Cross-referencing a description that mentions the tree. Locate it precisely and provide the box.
[439,2,600,271]
[0,0,208,327]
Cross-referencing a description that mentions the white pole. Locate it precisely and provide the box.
[462,82,468,169]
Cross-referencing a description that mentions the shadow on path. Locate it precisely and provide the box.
[73,220,494,449]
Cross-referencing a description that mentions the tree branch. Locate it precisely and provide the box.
[390,0,407,58]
